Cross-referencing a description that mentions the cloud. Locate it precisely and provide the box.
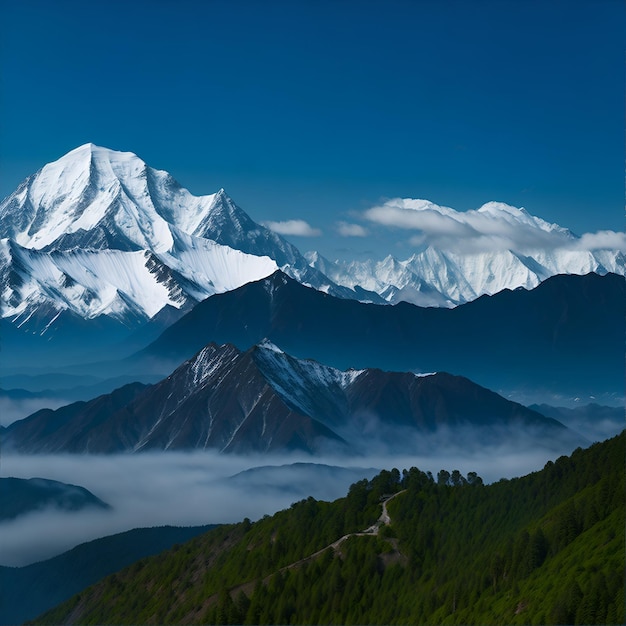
[263,219,322,237]
[363,198,625,253]
[0,429,582,567]
[336,222,369,237]
[576,230,626,252]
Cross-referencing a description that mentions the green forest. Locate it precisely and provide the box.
[35,432,624,625]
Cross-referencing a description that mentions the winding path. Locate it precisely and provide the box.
[214,489,408,613]
[280,489,406,572]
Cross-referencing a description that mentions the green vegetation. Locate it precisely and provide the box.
[35,434,624,625]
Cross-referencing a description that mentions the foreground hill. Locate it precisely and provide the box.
[4,341,580,454]
[36,432,624,625]
[137,271,625,400]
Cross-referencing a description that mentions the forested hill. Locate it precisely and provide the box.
[35,432,624,625]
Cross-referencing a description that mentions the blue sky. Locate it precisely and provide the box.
[1,0,623,260]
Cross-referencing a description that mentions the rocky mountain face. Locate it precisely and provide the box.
[4,341,582,455]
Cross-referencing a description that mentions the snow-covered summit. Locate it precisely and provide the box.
[0,145,375,330]
[0,143,226,252]
[0,145,283,327]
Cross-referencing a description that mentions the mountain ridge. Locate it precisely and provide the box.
[34,432,625,625]
[136,270,625,402]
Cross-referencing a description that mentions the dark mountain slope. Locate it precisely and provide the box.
[2,382,148,453]
[0,477,109,521]
[4,345,344,455]
[37,432,625,625]
[137,271,625,398]
[0,524,215,625]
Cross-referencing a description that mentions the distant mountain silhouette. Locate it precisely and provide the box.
[0,477,110,521]
[137,271,624,398]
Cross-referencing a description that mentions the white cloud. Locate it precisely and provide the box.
[336,221,368,237]
[576,230,626,252]
[363,198,625,253]
[263,219,322,237]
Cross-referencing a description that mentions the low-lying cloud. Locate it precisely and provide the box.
[0,435,582,566]
[363,198,626,253]
[263,219,322,237]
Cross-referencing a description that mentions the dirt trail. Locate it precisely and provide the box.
[222,490,408,605]
[280,489,406,571]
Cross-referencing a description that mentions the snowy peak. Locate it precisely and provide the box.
[0,144,206,252]
[309,196,623,306]
[1,144,370,331]
[4,338,585,454]
[475,201,571,236]
[0,145,285,327]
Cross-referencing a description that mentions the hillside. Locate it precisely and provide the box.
[0,525,215,625]
[35,432,624,625]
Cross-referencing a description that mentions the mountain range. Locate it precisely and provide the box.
[306,198,624,306]
[1,144,623,345]
[134,270,624,402]
[33,433,625,625]
[3,340,583,455]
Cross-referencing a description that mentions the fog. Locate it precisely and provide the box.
[0,397,71,427]
[0,438,577,567]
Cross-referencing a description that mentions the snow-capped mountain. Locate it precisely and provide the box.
[308,200,625,306]
[0,144,365,331]
[4,339,583,455]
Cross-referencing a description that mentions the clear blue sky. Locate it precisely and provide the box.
[1,0,623,260]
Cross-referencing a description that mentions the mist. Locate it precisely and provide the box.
[0,397,71,427]
[0,434,581,567]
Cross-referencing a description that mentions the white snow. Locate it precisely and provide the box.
[0,145,278,322]
[253,341,364,421]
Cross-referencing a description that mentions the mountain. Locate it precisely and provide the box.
[0,524,215,625]
[138,270,625,401]
[2,382,150,453]
[307,199,625,306]
[0,144,374,346]
[226,463,380,500]
[35,432,625,625]
[0,477,110,521]
[3,340,582,455]
[0,373,161,427]
[529,403,625,443]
